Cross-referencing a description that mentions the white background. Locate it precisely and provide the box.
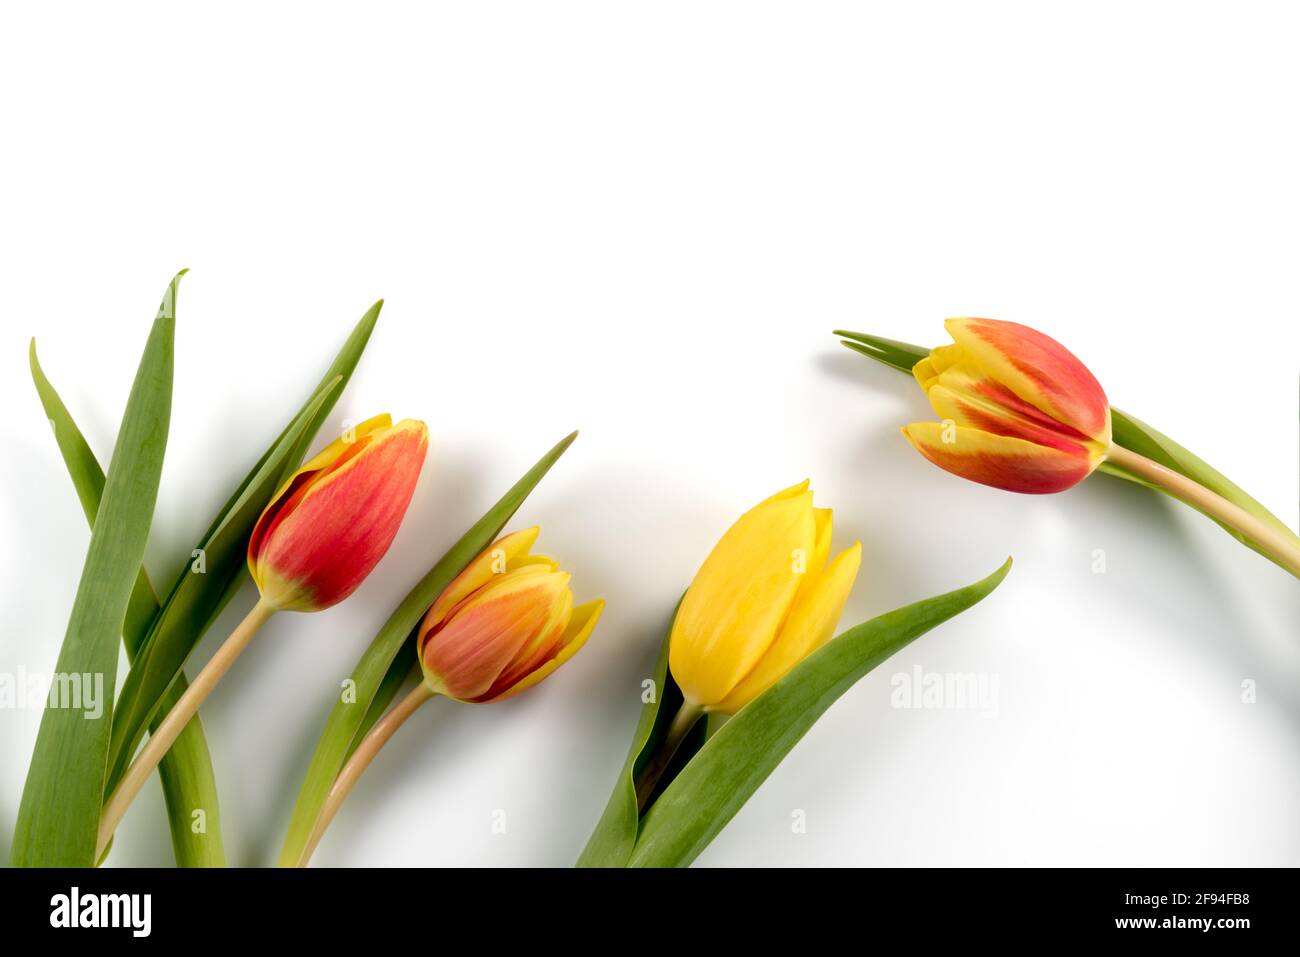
[1,2,1297,868]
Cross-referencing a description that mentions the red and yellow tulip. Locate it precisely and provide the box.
[902,318,1110,494]
[668,481,861,715]
[418,527,603,702]
[98,414,430,857]
[840,321,1300,579]
[249,414,430,611]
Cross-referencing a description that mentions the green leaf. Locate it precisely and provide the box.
[29,339,160,644]
[104,301,382,799]
[575,601,707,867]
[626,558,1013,868]
[29,339,226,867]
[278,431,579,868]
[835,330,1297,562]
[11,272,178,867]
[834,330,929,374]
[344,639,417,762]
[206,299,385,544]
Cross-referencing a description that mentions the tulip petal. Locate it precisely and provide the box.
[758,479,812,506]
[788,507,833,612]
[902,421,1095,493]
[911,343,962,390]
[668,482,816,708]
[421,527,541,630]
[713,542,862,714]
[925,375,1097,456]
[298,413,393,473]
[248,413,396,586]
[483,580,574,695]
[945,318,1110,443]
[482,599,604,703]
[421,569,570,701]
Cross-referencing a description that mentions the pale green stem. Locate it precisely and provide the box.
[1108,443,1300,579]
[634,700,705,810]
[96,599,276,860]
[295,681,437,867]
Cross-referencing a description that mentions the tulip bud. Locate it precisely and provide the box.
[248,414,429,611]
[417,528,603,702]
[668,481,861,715]
[901,318,1111,494]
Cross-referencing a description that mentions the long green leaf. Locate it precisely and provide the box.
[626,558,1012,867]
[575,602,707,867]
[344,640,417,762]
[835,330,1297,558]
[30,340,226,867]
[11,272,178,867]
[278,431,579,867]
[105,302,382,799]
[29,339,160,644]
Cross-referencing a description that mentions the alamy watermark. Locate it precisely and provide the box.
[0,666,105,719]
[890,665,999,717]
[50,887,151,937]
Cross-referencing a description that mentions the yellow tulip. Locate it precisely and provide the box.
[668,481,861,716]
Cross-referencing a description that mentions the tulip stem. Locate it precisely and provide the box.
[1107,443,1300,579]
[634,701,705,810]
[96,599,276,862]
[295,681,437,868]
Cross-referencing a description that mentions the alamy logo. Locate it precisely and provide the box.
[49,887,151,937]
[890,665,999,716]
[0,667,104,719]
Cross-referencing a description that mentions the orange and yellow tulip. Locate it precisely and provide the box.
[418,527,604,702]
[902,317,1110,494]
[668,481,861,715]
[249,414,430,611]
[294,527,601,865]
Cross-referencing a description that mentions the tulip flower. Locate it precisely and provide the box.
[636,481,861,805]
[901,318,1110,494]
[837,323,1300,579]
[97,415,429,857]
[418,527,604,702]
[295,527,601,866]
[249,414,430,610]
